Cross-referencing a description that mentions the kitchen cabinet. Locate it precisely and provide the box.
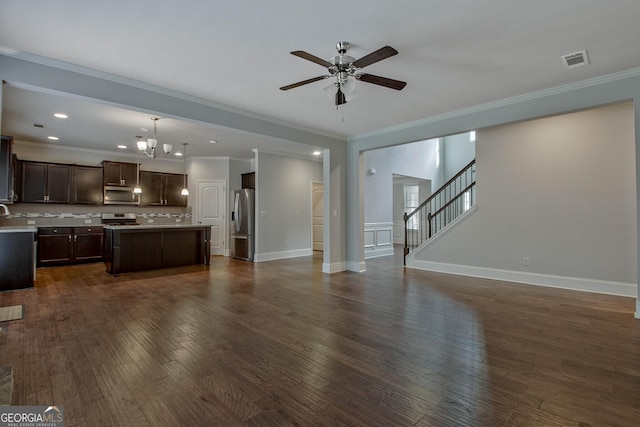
[0,227,36,290]
[21,161,72,203]
[104,225,210,275]
[102,161,138,187]
[0,135,15,203]
[241,172,255,189]
[37,226,103,266]
[73,165,103,204]
[37,227,73,266]
[139,171,187,206]
[72,226,104,262]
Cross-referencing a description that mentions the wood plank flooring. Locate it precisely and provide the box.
[0,250,639,426]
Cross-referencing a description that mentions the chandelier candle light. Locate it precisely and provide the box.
[137,117,172,158]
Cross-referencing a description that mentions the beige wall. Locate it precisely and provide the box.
[410,102,637,294]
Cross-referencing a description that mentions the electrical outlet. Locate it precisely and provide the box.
[148,219,154,223]
[84,219,92,224]
[176,218,182,223]
[522,256,530,266]
[27,220,36,225]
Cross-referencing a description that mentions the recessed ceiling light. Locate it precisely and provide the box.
[47,136,59,141]
[140,127,149,132]
[209,140,217,144]
[54,113,68,119]
[175,152,183,157]
[117,145,127,149]
[313,150,321,156]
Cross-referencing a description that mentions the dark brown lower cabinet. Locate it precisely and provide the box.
[104,225,211,275]
[0,230,35,290]
[37,226,103,266]
[73,227,104,262]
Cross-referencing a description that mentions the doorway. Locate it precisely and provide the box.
[312,182,324,252]
[196,180,226,256]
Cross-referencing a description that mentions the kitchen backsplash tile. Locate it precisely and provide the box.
[0,204,191,226]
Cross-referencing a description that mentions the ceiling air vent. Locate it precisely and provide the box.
[562,50,589,69]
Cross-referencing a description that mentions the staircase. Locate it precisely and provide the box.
[403,159,476,264]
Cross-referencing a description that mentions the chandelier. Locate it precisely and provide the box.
[137,117,172,158]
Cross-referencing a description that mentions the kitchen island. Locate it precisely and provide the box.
[0,226,37,290]
[103,224,211,275]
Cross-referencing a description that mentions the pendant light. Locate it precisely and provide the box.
[133,141,142,194]
[181,142,189,196]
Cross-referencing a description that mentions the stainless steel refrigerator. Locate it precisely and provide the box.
[230,188,255,261]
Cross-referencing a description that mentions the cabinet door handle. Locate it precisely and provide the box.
[69,235,72,242]
[74,235,77,242]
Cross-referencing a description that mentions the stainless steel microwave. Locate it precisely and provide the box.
[103,186,140,205]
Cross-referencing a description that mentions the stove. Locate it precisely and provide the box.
[101,212,140,226]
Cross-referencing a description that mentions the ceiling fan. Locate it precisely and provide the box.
[280,41,406,106]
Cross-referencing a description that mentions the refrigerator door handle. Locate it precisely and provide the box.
[235,192,242,233]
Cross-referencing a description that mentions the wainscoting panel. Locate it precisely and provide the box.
[364,222,394,259]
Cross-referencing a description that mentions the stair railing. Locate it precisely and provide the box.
[404,159,476,264]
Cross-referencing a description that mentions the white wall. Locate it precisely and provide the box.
[443,133,475,181]
[410,103,637,295]
[255,151,322,261]
[363,138,441,224]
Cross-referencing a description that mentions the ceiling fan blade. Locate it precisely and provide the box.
[352,46,398,69]
[357,73,406,90]
[291,50,333,68]
[280,76,329,91]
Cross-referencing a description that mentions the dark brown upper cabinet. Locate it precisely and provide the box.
[21,161,72,203]
[0,135,14,203]
[102,161,138,187]
[73,165,103,204]
[139,171,187,207]
[241,172,255,189]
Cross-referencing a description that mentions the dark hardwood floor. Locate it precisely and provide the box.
[1,249,639,426]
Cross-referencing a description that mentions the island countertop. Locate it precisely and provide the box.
[103,224,211,275]
[102,224,205,231]
[0,226,38,233]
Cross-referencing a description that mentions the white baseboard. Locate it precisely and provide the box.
[347,261,367,272]
[408,259,637,297]
[323,261,347,274]
[254,248,312,262]
[364,246,394,259]
[636,300,640,319]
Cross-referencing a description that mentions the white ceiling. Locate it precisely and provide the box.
[1,1,640,159]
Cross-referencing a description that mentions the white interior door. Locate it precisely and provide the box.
[312,182,324,252]
[197,180,226,256]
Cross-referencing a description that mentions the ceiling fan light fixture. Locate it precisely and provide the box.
[281,41,405,108]
[323,83,337,98]
[335,88,347,106]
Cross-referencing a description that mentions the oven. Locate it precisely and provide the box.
[101,212,140,226]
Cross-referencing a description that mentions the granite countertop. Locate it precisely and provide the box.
[0,226,38,233]
[103,224,207,230]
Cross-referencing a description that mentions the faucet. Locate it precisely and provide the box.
[0,204,10,216]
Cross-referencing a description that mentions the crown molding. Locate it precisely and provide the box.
[350,67,640,142]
